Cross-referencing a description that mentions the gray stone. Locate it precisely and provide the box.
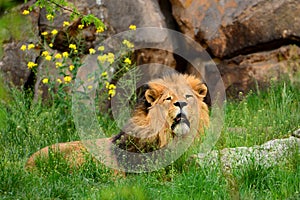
[103,0,177,69]
[195,135,300,171]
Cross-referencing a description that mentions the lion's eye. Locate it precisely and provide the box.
[165,96,172,101]
[185,94,193,99]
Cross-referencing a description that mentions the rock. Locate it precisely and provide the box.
[218,45,300,98]
[2,0,300,100]
[195,136,300,171]
[103,0,177,69]
[1,42,40,87]
[103,0,166,33]
[292,128,300,138]
[0,2,40,87]
[171,0,300,58]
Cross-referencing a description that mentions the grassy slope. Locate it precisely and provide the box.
[0,81,299,199]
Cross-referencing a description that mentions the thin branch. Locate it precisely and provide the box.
[48,0,82,17]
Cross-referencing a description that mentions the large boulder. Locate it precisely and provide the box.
[103,0,177,69]
[171,0,300,58]
[195,134,300,171]
[218,45,300,97]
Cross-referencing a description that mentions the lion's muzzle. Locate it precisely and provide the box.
[171,112,191,136]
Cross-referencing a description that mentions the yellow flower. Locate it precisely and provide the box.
[69,65,75,71]
[64,76,72,83]
[57,78,62,84]
[105,81,110,89]
[97,54,107,63]
[42,78,49,84]
[108,89,116,97]
[28,44,35,50]
[69,44,76,50]
[63,21,70,27]
[87,85,93,90]
[96,26,104,33]
[41,51,49,57]
[55,62,62,68]
[49,43,53,48]
[27,62,37,69]
[88,76,95,82]
[129,25,136,30]
[22,10,30,15]
[41,31,48,36]
[98,46,105,51]
[101,71,108,77]
[107,53,115,64]
[78,24,84,29]
[20,45,27,51]
[51,29,58,35]
[108,84,116,90]
[45,55,52,61]
[122,39,134,48]
[46,14,54,21]
[62,52,69,58]
[55,53,62,59]
[124,58,131,65]
[106,83,117,98]
[89,48,96,54]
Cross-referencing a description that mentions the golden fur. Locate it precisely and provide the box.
[25,73,209,170]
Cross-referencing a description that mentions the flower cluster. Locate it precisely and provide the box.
[23,45,76,86]
[98,46,105,51]
[129,24,136,30]
[78,24,84,29]
[42,78,49,84]
[122,39,134,49]
[20,44,35,51]
[89,48,96,54]
[97,53,115,64]
[27,62,37,69]
[96,26,105,33]
[63,21,70,27]
[22,15,136,104]
[46,14,54,21]
[51,29,58,35]
[124,58,131,65]
[22,10,30,15]
[105,81,116,99]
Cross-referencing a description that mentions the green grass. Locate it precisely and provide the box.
[0,80,299,199]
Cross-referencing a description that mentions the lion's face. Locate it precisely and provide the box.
[144,74,208,138]
[116,73,209,152]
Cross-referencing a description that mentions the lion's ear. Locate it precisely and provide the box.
[196,83,207,98]
[185,75,207,98]
[145,83,164,104]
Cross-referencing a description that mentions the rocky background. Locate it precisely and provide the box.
[0,0,300,98]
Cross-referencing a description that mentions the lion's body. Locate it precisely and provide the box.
[25,73,209,171]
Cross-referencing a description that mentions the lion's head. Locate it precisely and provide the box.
[113,73,209,152]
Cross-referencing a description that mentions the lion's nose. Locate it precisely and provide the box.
[174,101,187,109]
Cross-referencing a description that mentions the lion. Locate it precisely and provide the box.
[25,73,209,171]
